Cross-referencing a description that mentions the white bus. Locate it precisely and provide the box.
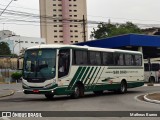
[22,44,144,99]
[144,60,160,83]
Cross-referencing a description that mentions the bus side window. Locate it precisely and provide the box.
[58,49,70,78]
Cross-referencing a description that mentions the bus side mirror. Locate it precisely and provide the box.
[17,57,23,70]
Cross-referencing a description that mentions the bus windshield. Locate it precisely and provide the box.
[23,49,56,82]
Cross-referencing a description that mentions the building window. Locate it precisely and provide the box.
[54,30,57,32]
[53,14,57,17]
[54,41,58,43]
[59,25,63,27]
[75,41,78,43]
[53,20,57,22]
[70,30,73,32]
[75,35,78,38]
[58,9,62,11]
[75,30,78,32]
[70,35,73,38]
[74,15,77,17]
[53,4,56,6]
[74,25,78,27]
[58,4,62,6]
[59,30,63,32]
[73,5,77,7]
[53,9,56,11]
[25,41,28,43]
[60,41,63,43]
[69,10,72,12]
[54,25,57,27]
[74,10,77,12]
[41,42,45,44]
[35,42,38,44]
[54,36,58,38]
[59,35,63,38]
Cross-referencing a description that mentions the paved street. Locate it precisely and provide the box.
[0,84,160,120]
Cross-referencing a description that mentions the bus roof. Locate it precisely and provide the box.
[27,44,142,54]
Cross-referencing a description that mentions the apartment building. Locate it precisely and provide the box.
[39,0,87,44]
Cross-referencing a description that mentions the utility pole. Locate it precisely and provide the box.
[82,15,86,42]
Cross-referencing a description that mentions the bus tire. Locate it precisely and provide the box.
[149,77,155,83]
[71,85,81,99]
[93,90,103,95]
[45,94,54,99]
[119,80,127,93]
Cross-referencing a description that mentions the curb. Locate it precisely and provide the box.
[0,90,15,98]
[144,93,160,104]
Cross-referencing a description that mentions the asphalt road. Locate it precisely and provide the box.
[0,84,160,120]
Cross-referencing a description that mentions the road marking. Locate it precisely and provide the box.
[0,117,11,120]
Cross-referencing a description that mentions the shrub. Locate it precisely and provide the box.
[11,72,22,80]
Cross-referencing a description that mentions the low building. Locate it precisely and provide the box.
[0,30,16,40]
[0,36,46,55]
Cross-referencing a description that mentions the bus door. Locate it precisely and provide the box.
[58,49,71,83]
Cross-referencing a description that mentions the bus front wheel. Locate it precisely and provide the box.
[149,77,155,83]
[45,94,54,99]
[71,84,84,99]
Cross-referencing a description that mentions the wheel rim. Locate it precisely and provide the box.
[74,86,79,97]
[121,82,125,92]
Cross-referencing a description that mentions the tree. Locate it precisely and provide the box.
[0,42,11,55]
[90,22,142,39]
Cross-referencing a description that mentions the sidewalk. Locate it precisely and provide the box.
[0,83,21,98]
[144,92,160,104]
[0,89,15,98]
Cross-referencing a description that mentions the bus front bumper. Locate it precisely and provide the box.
[23,89,55,95]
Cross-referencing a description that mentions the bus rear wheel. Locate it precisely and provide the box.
[45,94,54,99]
[119,80,127,93]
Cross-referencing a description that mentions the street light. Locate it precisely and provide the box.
[0,0,18,16]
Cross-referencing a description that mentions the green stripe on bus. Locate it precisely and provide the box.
[92,67,105,89]
[83,67,94,85]
[86,67,98,90]
[71,67,87,90]
[67,67,82,90]
[81,67,90,83]
[89,67,102,89]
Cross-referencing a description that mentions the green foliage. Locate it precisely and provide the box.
[11,72,22,80]
[0,42,11,55]
[91,22,142,39]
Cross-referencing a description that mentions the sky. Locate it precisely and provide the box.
[0,0,160,39]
